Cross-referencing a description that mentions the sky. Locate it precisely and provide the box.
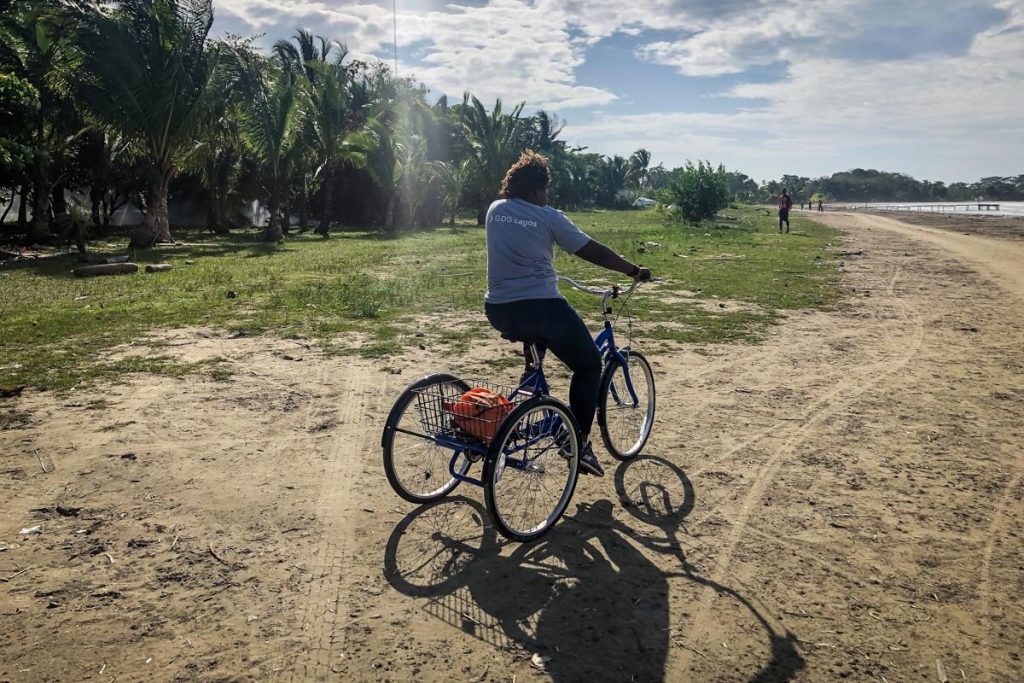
[211,0,1024,184]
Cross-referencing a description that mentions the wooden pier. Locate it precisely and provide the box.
[857,203,1001,213]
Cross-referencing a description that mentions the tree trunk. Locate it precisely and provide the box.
[210,196,229,235]
[384,194,396,234]
[0,193,14,225]
[29,183,52,243]
[52,179,68,219]
[281,180,291,236]
[28,152,53,243]
[132,169,173,248]
[207,198,223,234]
[17,182,29,230]
[316,169,332,237]
[476,202,486,226]
[449,204,456,226]
[89,185,102,230]
[263,179,284,242]
[298,190,308,232]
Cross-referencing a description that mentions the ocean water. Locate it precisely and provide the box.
[839,201,1024,218]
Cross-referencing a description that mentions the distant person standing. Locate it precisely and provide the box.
[777,189,792,233]
[817,199,823,212]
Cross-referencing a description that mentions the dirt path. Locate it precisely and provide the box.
[1,213,1022,682]
[820,211,1024,295]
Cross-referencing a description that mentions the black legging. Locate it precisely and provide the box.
[485,298,602,438]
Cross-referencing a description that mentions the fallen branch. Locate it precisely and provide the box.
[671,637,708,659]
[0,567,31,583]
[208,543,245,570]
[73,263,139,277]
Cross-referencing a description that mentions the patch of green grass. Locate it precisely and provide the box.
[0,406,32,431]
[0,208,841,390]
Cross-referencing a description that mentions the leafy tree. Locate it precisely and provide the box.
[668,160,730,223]
[725,171,759,202]
[0,72,38,208]
[70,0,216,247]
[646,163,670,191]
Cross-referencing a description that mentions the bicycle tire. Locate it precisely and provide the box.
[483,396,580,542]
[382,373,471,504]
[597,350,656,460]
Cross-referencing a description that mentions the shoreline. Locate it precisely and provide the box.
[795,206,1024,240]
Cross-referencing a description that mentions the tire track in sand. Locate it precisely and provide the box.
[673,265,925,673]
[279,365,377,681]
[977,458,1024,682]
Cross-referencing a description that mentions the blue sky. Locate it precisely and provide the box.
[212,0,1024,183]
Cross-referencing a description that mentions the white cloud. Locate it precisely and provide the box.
[215,0,619,109]
[566,4,1024,180]
[212,0,1024,180]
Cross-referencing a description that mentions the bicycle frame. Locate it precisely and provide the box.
[443,276,642,487]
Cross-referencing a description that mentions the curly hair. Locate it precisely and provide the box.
[499,150,550,199]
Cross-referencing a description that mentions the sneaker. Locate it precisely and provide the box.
[578,443,605,477]
[554,427,572,459]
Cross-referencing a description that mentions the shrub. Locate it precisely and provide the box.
[667,160,731,223]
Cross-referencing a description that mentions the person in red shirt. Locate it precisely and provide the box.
[777,189,792,233]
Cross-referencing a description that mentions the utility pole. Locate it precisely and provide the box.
[393,0,398,77]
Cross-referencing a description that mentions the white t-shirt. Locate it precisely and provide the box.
[484,198,591,304]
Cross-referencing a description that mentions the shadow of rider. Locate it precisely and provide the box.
[383,454,805,682]
[511,499,669,682]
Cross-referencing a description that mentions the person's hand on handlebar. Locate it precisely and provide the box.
[628,264,653,283]
[575,239,653,284]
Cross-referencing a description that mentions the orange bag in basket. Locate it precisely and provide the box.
[444,387,513,444]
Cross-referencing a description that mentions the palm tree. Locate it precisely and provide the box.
[182,120,240,235]
[398,127,429,228]
[596,155,630,207]
[459,95,524,223]
[366,117,401,231]
[70,0,216,247]
[628,148,652,193]
[0,1,81,243]
[274,29,336,234]
[225,45,300,242]
[302,58,367,236]
[530,110,564,153]
[428,159,471,226]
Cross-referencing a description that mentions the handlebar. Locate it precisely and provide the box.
[556,274,639,298]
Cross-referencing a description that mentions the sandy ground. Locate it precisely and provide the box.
[1,212,1022,682]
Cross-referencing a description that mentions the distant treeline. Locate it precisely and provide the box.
[726,169,1024,204]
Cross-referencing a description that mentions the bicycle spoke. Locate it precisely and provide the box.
[601,353,655,459]
[489,404,577,538]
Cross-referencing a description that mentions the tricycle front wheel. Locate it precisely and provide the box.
[598,350,656,460]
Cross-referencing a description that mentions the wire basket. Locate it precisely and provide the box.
[411,379,526,445]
